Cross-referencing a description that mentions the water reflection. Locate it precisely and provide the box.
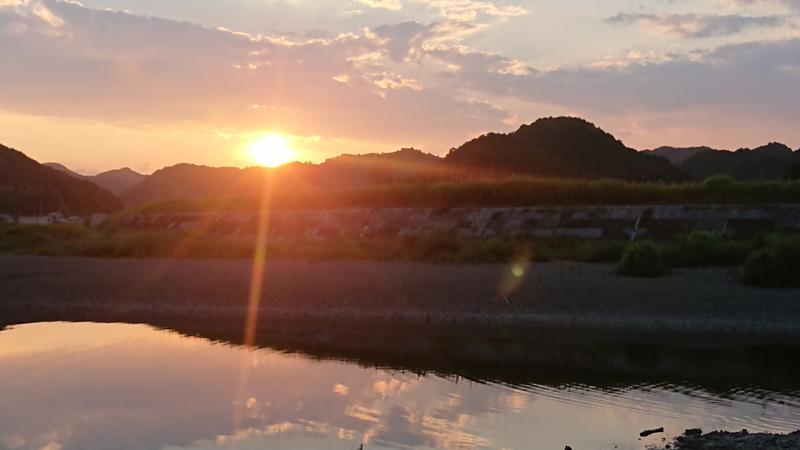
[0,322,799,450]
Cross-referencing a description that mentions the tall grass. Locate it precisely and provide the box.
[2,225,799,280]
[132,177,800,213]
[0,224,625,262]
[738,236,800,288]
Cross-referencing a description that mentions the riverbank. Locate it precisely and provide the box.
[3,254,800,390]
[3,254,800,342]
[3,254,800,334]
[3,254,800,331]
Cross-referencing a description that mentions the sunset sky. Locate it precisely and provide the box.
[1,0,798,173]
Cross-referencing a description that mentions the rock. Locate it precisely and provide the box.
[684,428,703,437]
[565,446,573,450]
[665,429,800,450]
[641,427,665,437]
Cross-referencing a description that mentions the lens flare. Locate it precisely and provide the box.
[248,133,295,167]
[231,171,275,436]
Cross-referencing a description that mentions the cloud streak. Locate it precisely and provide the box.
[728,0,800,11]
[0,0,797,157]
[0,0,509,145]
[606,12,788,38]
[416,0,528,22]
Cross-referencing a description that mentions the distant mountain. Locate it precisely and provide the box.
[122,118,695,206]
[121,149,445,205]
[44,162,85,179]
[643,146,719,165]
[314,148,445,186]
[44,163,146,195]
[1,144,122,215]
[445,117,688,182]
[92,168,146,195]
[680,142,799,181]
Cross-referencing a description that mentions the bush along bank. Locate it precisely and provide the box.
[1,223,799,288]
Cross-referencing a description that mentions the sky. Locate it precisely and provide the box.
[0,0,798,173]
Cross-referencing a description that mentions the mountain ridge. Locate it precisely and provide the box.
[445,117,688,182]
[1,145,122,215]
[45,163,146,195]
[678,142,799,181]
[16,117,800,209]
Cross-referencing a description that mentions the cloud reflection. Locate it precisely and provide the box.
[0,322,799,450]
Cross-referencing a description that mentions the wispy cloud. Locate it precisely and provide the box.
[431,37,800,119]
[415,0,528,22]
[0,0,509,144]
[727,0,800,11]
[606,12,788,38]
[356,0,403,11]
[1,0,798,155]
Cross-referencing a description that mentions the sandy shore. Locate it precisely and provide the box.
[2,254,799,334]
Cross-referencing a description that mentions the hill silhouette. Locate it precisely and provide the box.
[680,143,799,180]
[445,117,688,182]
[44,162,85,179]
[1,144,122,215]
[643,146,717,165]
[36,117,800,207]
[120,164,276,205]
[122,117,693,205]
[120,148,446,205]
[92,168,146,195]
[312,148,445,186]
[45,163,146,195]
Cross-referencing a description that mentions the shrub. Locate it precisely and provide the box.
[456,238,514,262]
[617,242,665,277]
[655,230,758,268]
[703,175,737,190]
[417,233,461,260]
[739,243,800,288]
[682,230,737,267]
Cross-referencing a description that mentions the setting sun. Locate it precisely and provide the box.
[248,134,295,167]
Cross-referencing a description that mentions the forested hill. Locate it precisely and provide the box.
[0,144,122,215]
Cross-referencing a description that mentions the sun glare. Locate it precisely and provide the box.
[248,134,295,167]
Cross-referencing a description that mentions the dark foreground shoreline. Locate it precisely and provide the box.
[658,429,800,450]
[3,255,800,448]
[3,254,800,386]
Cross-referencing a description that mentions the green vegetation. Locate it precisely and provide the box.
[0,225,253,258]
[617,242,665,278]
[3,225,799,288]
[657,230,754,268]
[739,239,800,288]
[0,224,626,262]
[131,177,800,214]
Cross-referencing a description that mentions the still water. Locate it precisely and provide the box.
[0,322,799,450]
